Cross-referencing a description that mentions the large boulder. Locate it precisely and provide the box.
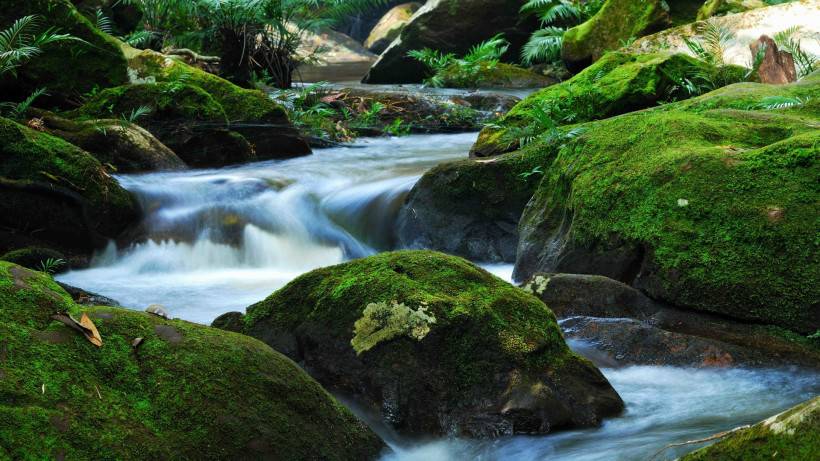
[627,1,820,68]
[561,0,671,71]
[223,251,624,438]
[125,48,311,161]
[681,396,820,460]
[0,117,139,257]
[471,52,723,157]
[515,76,820,333]
[296,27,378,82]
[0,0,129,105]
[364,2,421,54]
[362,0,539,84]
[33,111,185,173]
[396,150,547,263]
[0,262,384,459]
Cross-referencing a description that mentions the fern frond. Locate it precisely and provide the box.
[521,26,564,65]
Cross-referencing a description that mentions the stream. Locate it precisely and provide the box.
[58,132,818,460]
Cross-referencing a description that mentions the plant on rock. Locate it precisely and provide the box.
[408,34,510,87]
[520,0,604,65]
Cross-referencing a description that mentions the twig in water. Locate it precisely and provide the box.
[648,425,751,460]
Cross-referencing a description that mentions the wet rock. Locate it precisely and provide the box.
[229,251,624,438]
[397,154,541,263]
[365,3,421,55]
[751,35,797,84]
[0,261,385,459]
[0,247,66,272]
[524,272,820,369]
[363,0,539,84]
[681,396,820,460]
[56,282,120,307]
[212,311,244,333]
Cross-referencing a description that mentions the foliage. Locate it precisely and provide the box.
[37,257,66,275]
[0,87,46,119]
[520,0,604,65]
[773,26,818,78]
[0,14,79,77]
[744,95,811,110]
[683,19,733,67]
[408,34,510,88]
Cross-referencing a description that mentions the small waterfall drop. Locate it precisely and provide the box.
[59,133,478,323]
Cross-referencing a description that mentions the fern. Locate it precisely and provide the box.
[0,88,47,119]
[521,26,564,65]
[0,15,79,76]
[748,96,810,110]
[773,26,818,78]
[94,9,114,34]
[408,35,509,88]
[122,105,152,123]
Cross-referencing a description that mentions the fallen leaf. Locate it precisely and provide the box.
[79,313,103,347]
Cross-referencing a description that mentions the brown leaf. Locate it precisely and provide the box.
[51,313,85,334]
[79,313,103,347]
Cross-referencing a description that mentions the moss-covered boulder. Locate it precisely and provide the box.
[224,251,624,438]
[362,0,539,84]
[681,396,819,460]
[34,110,185,173]
[0,117,139,256]
[439,62,557,89]
[73,48,312,167]
[0,261,384,459]
[0,247,66,272]
[561,0,671,71]
[471,52,721,157]
[696,0,766,20]
[0,0,128,104]
[515,76,820,333]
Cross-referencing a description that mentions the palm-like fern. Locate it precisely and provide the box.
[684,19,734,67]
[520,0,603,65]
[408,34,509,88]
[0,15,78,77]
[773,26,818,78]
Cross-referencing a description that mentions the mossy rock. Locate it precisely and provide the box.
[364,2,422,54]
[0,0,128,104]
[681,396,820,460]
[34,110,185,173]
[696,0,767,20]
[75,83,259,168]
[514,76,820,333]
[228,250,624,438]
[471,52,722,157]
[561,0,671,71]
[439,62,557,89]
[0,247,65,272]
[0,117,139,254]
[0,261,384,459]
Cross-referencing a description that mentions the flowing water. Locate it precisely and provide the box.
[57,132,818,460]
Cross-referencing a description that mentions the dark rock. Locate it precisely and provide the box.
[363,0,539,84]
[751,35,797,84]
[231,251,624,438]
[212,311,244,333]
[56,282,120,306]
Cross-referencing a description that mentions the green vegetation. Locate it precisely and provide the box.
[409,34,511,88]
[0,261,384,459]
[519,0,604,65]
[680,397,819,460]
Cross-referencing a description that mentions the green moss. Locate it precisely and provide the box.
[439,62,554,89]
[244,250,578,390]
[517,76,819,331]
[472,52,715,156]
[561,0,670,69]
[126,49,289,123]
[0,0,128,100]
[681,397,819,460]
[0,247,65,271]
[696,0,766,20]
[76,83,227,124]
[0,261,383,459]
[0,117,136,214]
